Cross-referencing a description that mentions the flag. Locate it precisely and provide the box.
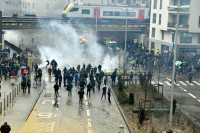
[173,43,175,49]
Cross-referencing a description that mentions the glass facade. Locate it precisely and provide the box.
[180,32,192,43]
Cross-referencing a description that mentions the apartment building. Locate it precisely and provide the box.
[0,0,23,16]
[149,0,200,59]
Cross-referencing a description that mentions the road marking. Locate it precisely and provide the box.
[166,78,171,81]
[193,81,200,86]
[179,87,187,92]
[54,114,57,118]
[186,81,194,86]
[87,119,91,127]
[188,93,197,99]
[179,81,188,86]
[42,100,54,104]
[84,95,87,100]
[164,81,172,86]
[175,83,180,86]
[37,113,52,118]
[51,122,55,132]
[151,81,155,84]
[198,100,200,103]
[87,110,90,116]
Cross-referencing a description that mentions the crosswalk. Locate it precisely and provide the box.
[151,79,200,88]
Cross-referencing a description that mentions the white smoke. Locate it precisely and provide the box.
[38,21,118,71]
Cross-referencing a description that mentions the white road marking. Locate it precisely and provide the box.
[164,81,172,86]
[193,81,200,86]
[84,95,87,100]
[87,110,90,116]
[151,81,155,84]
[37,113,52,118]
[198,100,200,103]
[186,81,194,86]
[51,122,55,132]
[42,100,54,104]
[87,119,91,127]
[179,87,187,92]
[166,78,179,86]
[166,78,171,81]
[188,93,197,99]
[179,81,188,86]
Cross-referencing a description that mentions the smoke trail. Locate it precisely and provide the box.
[38,21,118,70]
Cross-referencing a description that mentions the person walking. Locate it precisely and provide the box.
[132,59,135,69]
[66,82,73,97]
[54,82,59,98]
[86,82,92,97]
[97,76,101,91]
[107,87,111,103]
[21,78,27,93]
[101,85,107,100]
[187,71,193,83]
[129,72,133,84]
[0,122,11,133]
[33,74,38,86]
[27,79,31,94]
[48,67,52,78]
[78,89,84,104]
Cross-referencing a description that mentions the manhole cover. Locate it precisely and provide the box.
[44,93,52,97]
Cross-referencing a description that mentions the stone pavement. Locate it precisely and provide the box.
[19,76,128,133]
[0,73,44,133]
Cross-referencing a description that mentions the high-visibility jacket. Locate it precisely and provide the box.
[154,60,157,66]
[132,60,135,65]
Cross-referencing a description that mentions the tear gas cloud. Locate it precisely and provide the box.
[38,21,119,71]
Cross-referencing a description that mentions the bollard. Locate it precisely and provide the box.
[12,89,14,101]
[9,92,12,107]
[4,94,5,115]
[19,83,21,92]
[0,102,2,114]
[14,87,16,97]
[7,95,9,107]
[17,85,19,96]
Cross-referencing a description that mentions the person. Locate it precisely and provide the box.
[187,71,193,83]
[101,85,107,100]
[58,75,62,87]
[107,87,111,103]
[147,71,152,84]
[48,67,52,78]
[66,82,73,97]
[132,59,135,69]
[98,65,102,73]
[78,89,84,104]
[27,79,31,94]
[54,82,59,98]
[86,82,92,97]
[34,63,38,74]
[111,73,116,86]
[97,76,101,91]
[21,78,27,93]
[74,73,79,87]
[37,68,42,82]
[129,72,133,84]
[46,60,49,68]
[0,122,11,133]
[33,74,38,86]
[104,76,107,86]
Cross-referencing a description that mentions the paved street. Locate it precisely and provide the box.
[19,70,127,133]
[151,73,200,123]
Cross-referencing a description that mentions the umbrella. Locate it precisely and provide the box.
[21,66,26,70]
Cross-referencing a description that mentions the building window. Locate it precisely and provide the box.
[199,16,200,27]
[180,32,192,43]
[151,42,155,49]
[161,30,164,40]
[172,32,175,42]
[46,4,49,9]
[198,34,200,44]
[152,28,156,38]
[153,0,157,9]
[159,14,162,25]
[153,13,156,23]
[70,8,79,12]
[103,11,113,16]
[82,9,90,14]
[160,0,162,9]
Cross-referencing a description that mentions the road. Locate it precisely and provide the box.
[19,73,128,133]
[152,72,200,124]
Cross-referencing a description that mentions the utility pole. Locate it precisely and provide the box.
[123,8,128,74]
[0,11,2,50]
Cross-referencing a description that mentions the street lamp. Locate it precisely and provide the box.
[167,4,190,133]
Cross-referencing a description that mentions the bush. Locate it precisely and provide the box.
[117,92,128,104]
[129,93,134,105]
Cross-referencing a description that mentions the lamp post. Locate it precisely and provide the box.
[96,7,98,35]
[122,8,128,74]
[167,4,189,133]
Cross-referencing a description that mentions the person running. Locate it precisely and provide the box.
[101,85,107,100]
[78,89,84,104]
[0,122,11,133]
[54,82,59,98]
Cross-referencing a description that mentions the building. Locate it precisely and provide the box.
[149,0,200,59]
[0,0,23,16]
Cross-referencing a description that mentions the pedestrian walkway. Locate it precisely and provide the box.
[0,74,44,133]
[20,76,127,133]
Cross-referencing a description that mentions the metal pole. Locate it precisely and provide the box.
[168,6,180,133]
[123,8,128,73]
[0,11,2,50]
[96,8,98,35]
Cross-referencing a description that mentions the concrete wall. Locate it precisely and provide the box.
[189,0,200,33]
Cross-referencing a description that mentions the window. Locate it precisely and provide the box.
[32,3,34,9]
[151,42,155,49]
[103,11,113,16]
[161,30,164,40]
[160,0,162,9]
[153,0,157,9]
[128,12,136,17]
[152,28,156,38]
[159,14,162,25]
[70,8,79,12]
[82,9,90,14]
[180,32,192,43]
[199,16,200,27]
[46,4,49,9]
[153,13,156,23]
[172,32,175,42]
[114,12,120,16]
[198,34,200,44]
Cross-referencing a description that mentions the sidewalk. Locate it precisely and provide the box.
[0,73,44,133]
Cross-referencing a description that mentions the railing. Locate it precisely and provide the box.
[168,22,189,29]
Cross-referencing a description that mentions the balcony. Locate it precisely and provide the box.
[168,22,189,30]
[168,5,190,15]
